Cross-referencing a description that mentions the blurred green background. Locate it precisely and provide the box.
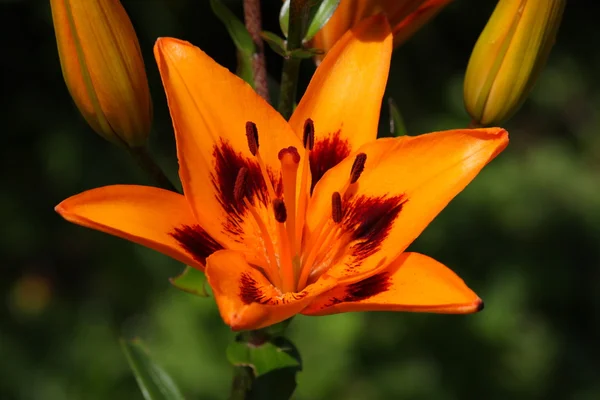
[2,1,599,399]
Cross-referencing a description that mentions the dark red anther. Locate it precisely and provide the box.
[245,121,259,156]
[331,192,343,223]
[350,153,367,184]
[273,198,287,223]
[303,118,315,150]
[234,167,249,203]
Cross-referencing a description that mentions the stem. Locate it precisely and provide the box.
[127,145,179,193]
[278,0,309,119]
[228,320,294,399]
[243,0,269,101]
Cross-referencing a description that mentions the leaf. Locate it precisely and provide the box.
[304,0,340,41]
[280,0,341,42]
[226,336,301,377]
[388,97,408,137]
[279,0,290,38]
[289,47,324,59]
[210,0,255,56]
[120,338,185,400]
[210,0,255,87]
[261,31,288,57]
[169,266,209,297]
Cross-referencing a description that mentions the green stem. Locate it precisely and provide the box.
[228,319,294,399]
[278,0,309,119]
[127,145,179,193]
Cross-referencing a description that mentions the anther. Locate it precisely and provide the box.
[331,192,343,223]
[303,118,315,150]
[245,121,259,156]
[234,167,249,203]
[278,146,301,164]
[350,153,367,184]
[273,198,287,223]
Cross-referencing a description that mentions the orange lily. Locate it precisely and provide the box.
[55,15,508,331]
[312,0,453,56]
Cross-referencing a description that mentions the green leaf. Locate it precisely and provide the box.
[261,31,288,57]
[227,336,301,377]
[280,0,341,42]
[279,0,290,38]
[210,0,255,56]
[210,0,255,87]
[289,47,324,59]
[169,266,209,297]
[388,97,408,137]
[120,338,185,400]
[304,0,340,41]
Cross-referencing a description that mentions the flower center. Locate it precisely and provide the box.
[238,119,366,294]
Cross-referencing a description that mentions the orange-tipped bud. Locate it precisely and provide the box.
[50,0,152,147]
[463,0,565,126]
[311,0,452,57]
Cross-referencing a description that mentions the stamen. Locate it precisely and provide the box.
[245,121,259,156]
[244,121,276,200]
[350,153,367,184]
[331,192,343,223]
[296,119,314,250]
[273,198,287,223]
[279,146,300,255]
[303,118,315,150]
[234,167,248,203]
[242,198,282,289]
[272,197,296,293]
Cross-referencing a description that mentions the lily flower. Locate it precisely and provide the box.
[312,0,452,57]
[55,16,508,331]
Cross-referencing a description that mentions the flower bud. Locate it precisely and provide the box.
[311,0,452,58]
[463,0,565,126]
[50,0,152,147]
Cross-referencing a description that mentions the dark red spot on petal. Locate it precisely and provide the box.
[211,139,283,235]
[343,273,391,302]
[342,195,407,264]
[309,130,351,193]
[170,224,223,265]
[239,272,270,305]
[324,272,391,307]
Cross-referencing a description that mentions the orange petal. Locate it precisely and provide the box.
[206,250,337,331]
[303,252,482,315]
[154,38,302,266]
[290,15,392,190]
[307,128,508,284]
[55,185,220,270]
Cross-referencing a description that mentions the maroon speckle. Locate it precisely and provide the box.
[343,273,391,301]
[309,130,351,193]
[325,273,391,307]
[239,272,269,305]
[211,139,282,235]
[170,224,223,265]
[342,195,407,264]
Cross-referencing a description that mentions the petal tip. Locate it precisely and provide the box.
[475,298,485,312]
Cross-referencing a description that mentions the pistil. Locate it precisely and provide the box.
[278,147,300,255]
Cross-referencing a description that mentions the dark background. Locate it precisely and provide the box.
[2,1,599,399]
